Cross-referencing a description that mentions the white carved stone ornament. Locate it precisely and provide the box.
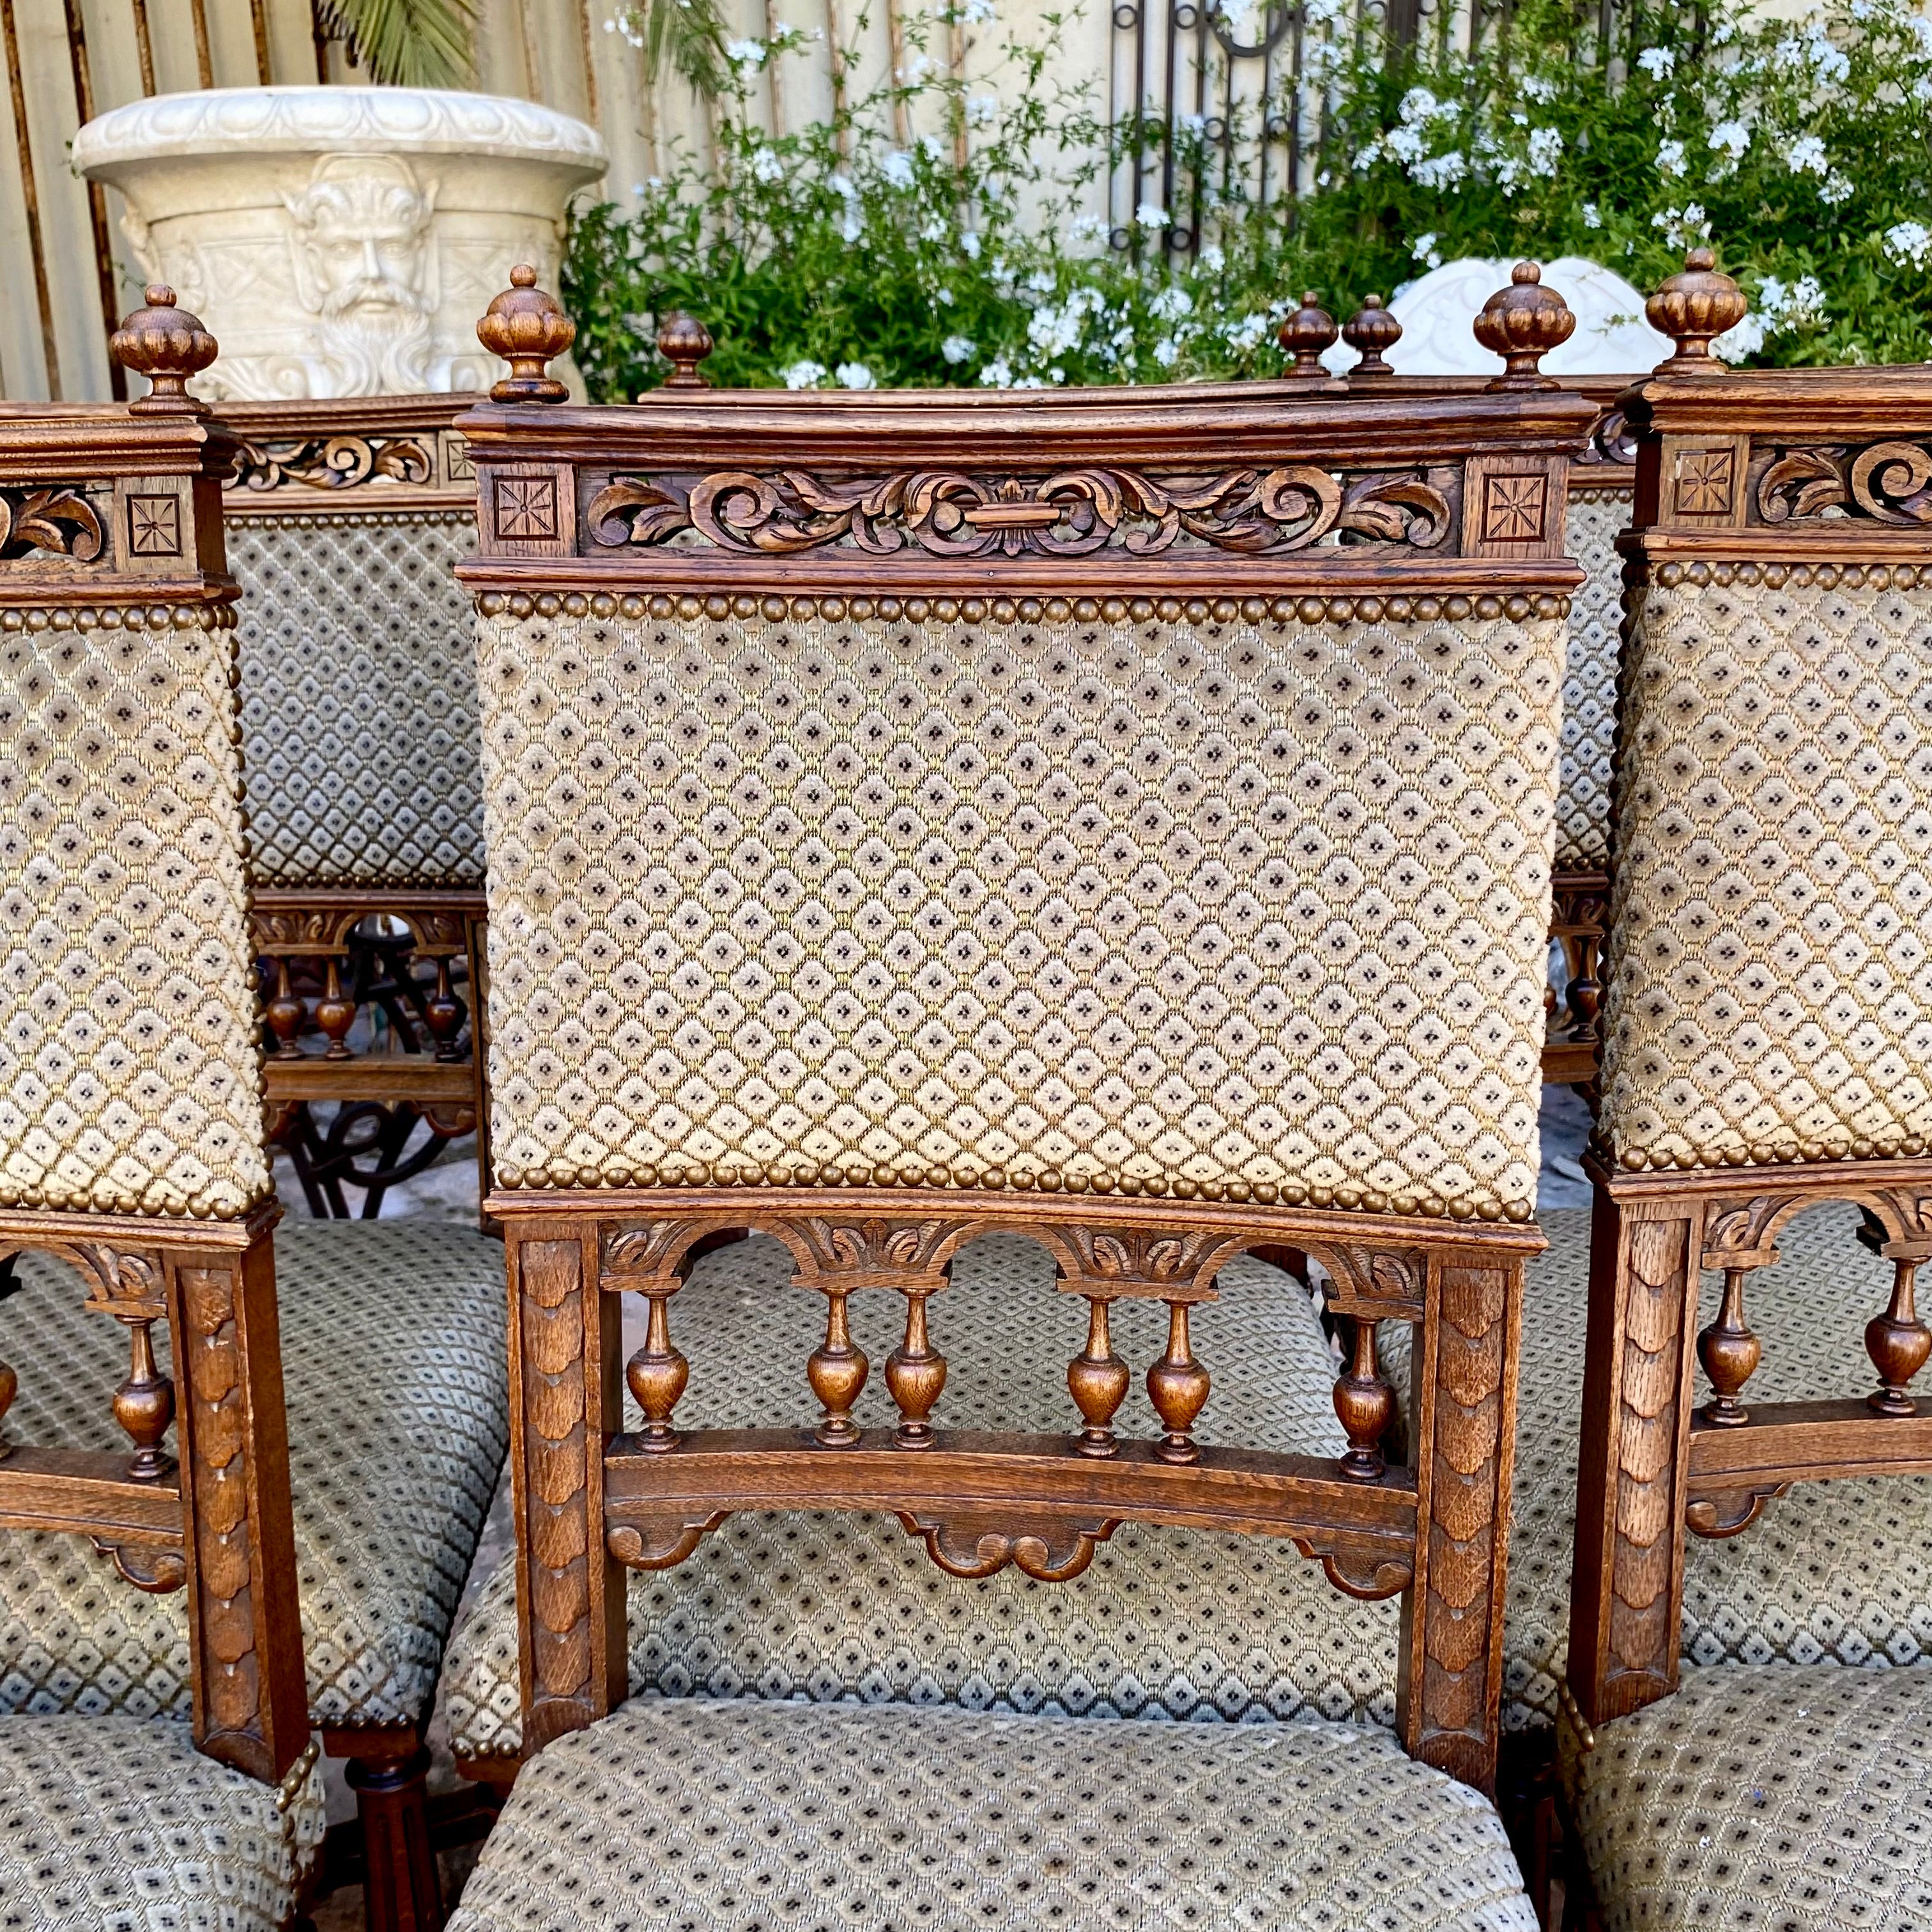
[73,87,606,401]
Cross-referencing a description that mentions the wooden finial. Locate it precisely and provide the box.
[111,285,217,415]
[656,311,714,389]
[1342,295,1401,378]
[1278,293,1338,379]
[477,263,574,404]
[1646,246,1748,375]
[1473,260,1576,391]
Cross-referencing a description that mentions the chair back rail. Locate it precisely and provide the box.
[0,291,308,1782]
[217,393,491,1215]
[1567,254,1932,1730]
[457,271,1595,1792]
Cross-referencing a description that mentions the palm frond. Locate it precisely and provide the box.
[318,0,477,89]
[634,0,731,96]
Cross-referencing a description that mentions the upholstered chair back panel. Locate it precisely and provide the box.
[231,512,483,887]
[0,609,272,1218]
[1556,491,1631,874]
[479,601,1565,1220]
[1597,567,1932,1172]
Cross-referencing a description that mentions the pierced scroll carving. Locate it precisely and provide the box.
[898,1508,1114,1581]
[1756,440,1932,525]
[585,464,1455,559]
[0,486,105,562]
[608,1514,723,1570]
[233,434,434,493]
[1319,1244,1428,1321]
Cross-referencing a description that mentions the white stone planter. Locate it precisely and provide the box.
[73,87,606,401]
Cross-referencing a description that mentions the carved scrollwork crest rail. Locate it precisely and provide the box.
[233,434,435,493]
[584,464,1458,560]
[1756,439,1932,525]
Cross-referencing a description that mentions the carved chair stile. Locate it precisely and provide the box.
[0,292,322,1924]
[436,266,1594,1929]
[221,393,491,1221]
[1556,252,1932,1928]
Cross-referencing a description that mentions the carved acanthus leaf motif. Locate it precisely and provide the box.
[788,1215,969,1286]
[1758,440,1932,525]
[1054,1224,1232,1300]
[0,486,105,563]
[234,435,435,493]
[57,1242,165,1316]
[586,464,1453,560]
[604,1220,693,1274]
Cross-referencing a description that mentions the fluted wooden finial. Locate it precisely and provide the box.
[1646,247,1748,375]
[1342,295,1400,378]
[656,311,714,389]
[111,285,217,415]
[1473,261,1575,390]
[477,263,574,404]
[1278,293,1338,379]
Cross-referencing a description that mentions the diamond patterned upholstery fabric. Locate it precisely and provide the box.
[1555,491,1630,874]
[439,1229,1400,1765]
[0,611,270,1218]
[231,514,484,887]
[447,1696,1538,1932]
[1572,1664,1932,1931]
[0,1220,507,1729]
[0,1713,325,1931]
[1598,572,1932,1172]
[1492,1203,1932,1732]
[478,605,1563,1218]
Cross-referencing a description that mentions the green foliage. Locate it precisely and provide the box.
[318,0,475,88]
[607,0,733,98]
[565,0,1932,397]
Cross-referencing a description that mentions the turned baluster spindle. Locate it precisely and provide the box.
[265,959,307,1058]
[1068,1294,1130,1458]
[314,956,356,1060]
[424,957,467,1062]
[1334,1316,1395,1481]
[809,1289,868,1446]
[114,1317,175,1481]
[885,1287,946,1448]
[1147,1300,1210,1465]
[1698,1266,1761,1426]
[1866,1260,1932,1416]
[1567,930,1603,1046]
[627,1291,688,1452]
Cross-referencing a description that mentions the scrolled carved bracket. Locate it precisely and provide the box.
[93,1536,188,1593]
[0,486,105,564]
[585,463,1456,561]
[896,1508,1116,1581]
[1685,1482,1790,1540]
[1317,1244,1427,1321]
[607,1512,727,1570]
[1309,1540,1414,1601]
[1756,440,1932,525]
[46,1241,167,1320]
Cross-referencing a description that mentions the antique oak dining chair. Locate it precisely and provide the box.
[1556,253,1932,1927]
[0,298,505,1932]
[431,264,1592,1927]
[0,296,324,1928]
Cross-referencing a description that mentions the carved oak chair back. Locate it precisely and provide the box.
[1556,254,1932,1924]
[0,291,314,1811]
[220,394,490,1219]
[454,267,1595,1800]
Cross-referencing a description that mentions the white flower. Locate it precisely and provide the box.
[960,230,982,259]
[1153,337,1179,367]
[1385,125,1426,165]
[935,286,954,305]
[1411,230,1443,268]
[1636,45,1673,77]
[880,151,916,189]
[1527,125,1563,175]
[898,52,932,82]
[977,356,1014,386]
[921,215,949,241]
[836,361,876,389]
[1136,200,1170,228]
[1522,73,1557,102]
[1786,134,1828,174]
[1150,285,1193,321]
[1757,273,1825,331]
[1706,118,1749,177]
[966,94,999,126]
[1713,312,1765,362]
[1656,138,1687,178]
[1220,311,1272,351]
[1887,219,1932,268]
[782,359,827,388]
[1199,243,1225,272]
[1807,34,1850,84]
[1410,150,1466,188]
[961,0,995,20]
[1650,202,1710,248]
[1581,200,1601,229]
[1821,171,1853,204]
[750,144,785,183]
[1068,212,1108,246]
[1398,86,1445,123]
[725,35,766,65]
[941,334,976,364]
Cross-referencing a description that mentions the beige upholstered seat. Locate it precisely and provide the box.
[0,1713,325,1930]
[0,1220,506,1729]
[440,1229,1400,1765]
[1568,1664,1932,1931]
[450,1697,1539,1932]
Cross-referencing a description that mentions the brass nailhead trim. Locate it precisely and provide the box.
[1652,560,1931,591]
[474,589,1574,625]
[0,602,234,632]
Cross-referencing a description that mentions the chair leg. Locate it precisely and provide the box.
[346,1742,444,1932]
